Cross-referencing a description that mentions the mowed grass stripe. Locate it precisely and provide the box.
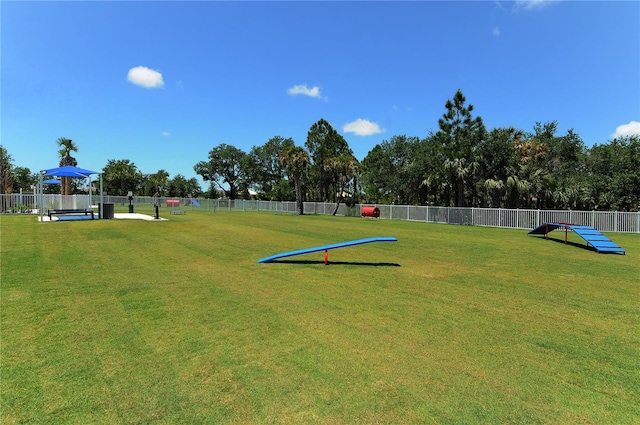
[1,212,638,424]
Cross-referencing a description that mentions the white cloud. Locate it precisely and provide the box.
[162,131,170,137]
[127,66,164,89]
[287,84,323,99]
[515,0,558,11]
[343,119,385,136]
[492,27,501,36]
[611,121,640,139]
[391,104,414,112]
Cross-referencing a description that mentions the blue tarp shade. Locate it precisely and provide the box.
[43,179,61,184]
[41,165,100,177]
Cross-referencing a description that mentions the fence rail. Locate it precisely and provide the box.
[2,194,639,233]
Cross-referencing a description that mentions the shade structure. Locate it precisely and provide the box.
[41,165,100,177]
[38,166,103,221]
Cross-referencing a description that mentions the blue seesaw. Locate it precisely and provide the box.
[257,237,398,264]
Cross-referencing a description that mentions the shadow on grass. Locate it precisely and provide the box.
[267,260,401,267]
[532,236,595,252]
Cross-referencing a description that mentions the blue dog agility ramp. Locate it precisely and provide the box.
[257,237,398,264]
[528,223,625,254]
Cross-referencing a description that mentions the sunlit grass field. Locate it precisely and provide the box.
[2,208,639,424]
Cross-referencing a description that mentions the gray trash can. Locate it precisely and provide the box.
[100,203,115,219]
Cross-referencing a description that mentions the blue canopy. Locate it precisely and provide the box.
[38,165,103,221]
[41,165,100,177]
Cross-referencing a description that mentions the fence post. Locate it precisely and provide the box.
[614,211,618,232]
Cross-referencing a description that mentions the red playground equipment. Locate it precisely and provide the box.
[361,206,380,218]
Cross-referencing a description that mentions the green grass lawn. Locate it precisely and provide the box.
[2,209,639,424]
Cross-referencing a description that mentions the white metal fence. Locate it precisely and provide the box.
[2,194,639,233]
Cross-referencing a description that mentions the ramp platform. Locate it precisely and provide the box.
[257,237,398,263]
[528,223,625,254]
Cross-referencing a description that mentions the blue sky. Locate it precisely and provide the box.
[2,1,639,188]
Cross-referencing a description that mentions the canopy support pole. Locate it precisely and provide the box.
[38,172,43,222]
[100,174,103,219]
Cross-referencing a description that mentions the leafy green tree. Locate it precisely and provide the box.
[203,182,221,199]
[194,144,249,200]
[12,167,37,193]
[280,146,310,215]
[361,144,393,203]
[0,146,15,212]
[56,137,79,195]
[247,136,295,200]
[361,135,425,205]
[102,159,141,196]
[0,146,13,195]
[436,90,486,206]
[305,119,352,202]
[168,174,202,198]
[587,136,640,211]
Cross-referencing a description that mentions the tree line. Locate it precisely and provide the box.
[193,90,640,214]
[1,138,203,199]
[2,90,639,213]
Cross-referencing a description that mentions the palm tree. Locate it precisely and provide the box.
[56,137,78,195]
[324,154,359,216]
[444,157,479,207]
[149,169,170,197]
[506,175,528,209]
[280,146,310,215]
[484,178,505,208]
